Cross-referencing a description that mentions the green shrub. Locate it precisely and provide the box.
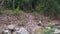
[43,29,54,34]
[46,23,55,28]
[13,6,20,15]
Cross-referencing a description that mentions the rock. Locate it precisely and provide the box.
[39,21,42,24]
[54,29,60,34]
[45,27,51,29]
[16,27,29,34]
[15,28,20,31]
[2,30,11,34]
[38,21,42,26]
[7,25,15,30]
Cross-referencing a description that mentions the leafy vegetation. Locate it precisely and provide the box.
[43,29,54,34]
[46,23,55,28]
[0,0,60,19]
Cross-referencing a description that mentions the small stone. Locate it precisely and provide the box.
[45,27,51,29]
[37,21,42,26]
[39,21,42,24]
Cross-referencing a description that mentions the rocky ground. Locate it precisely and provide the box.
[0,12,60,34]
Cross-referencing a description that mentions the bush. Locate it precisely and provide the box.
[46,23,55,28]
[43,29,54,34]
[35,0,60,19]
[13,6,20,15]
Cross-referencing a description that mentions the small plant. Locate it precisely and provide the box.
[43,29,54,34]
[46,23,55,28]
[14,6,20,15]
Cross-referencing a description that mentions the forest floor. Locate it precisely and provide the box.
[0,11,60,34]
